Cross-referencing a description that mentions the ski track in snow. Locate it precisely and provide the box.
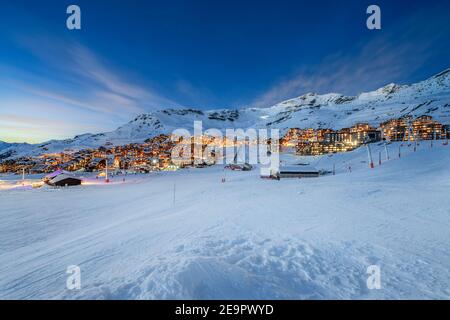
[0,142,449,299]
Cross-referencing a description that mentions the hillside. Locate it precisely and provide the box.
[1,68,449,160]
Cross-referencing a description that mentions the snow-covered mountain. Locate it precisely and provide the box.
[0,141,10,152]
[1,68,449,160]
[0,141,35,161]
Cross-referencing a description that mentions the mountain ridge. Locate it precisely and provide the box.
[1,68,449,160]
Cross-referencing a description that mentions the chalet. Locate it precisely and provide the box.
[277,165,319,178]
[43,169,82,187]
[29,164,48,174]
[88,157,106,171]
[48,174,82,187]
[44,169,70,182]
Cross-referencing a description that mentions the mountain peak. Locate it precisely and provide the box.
[432,68,450,79]
[376,83,405,95]
[1,67,449,161]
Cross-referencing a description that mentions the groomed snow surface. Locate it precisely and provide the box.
[0,142,449,299]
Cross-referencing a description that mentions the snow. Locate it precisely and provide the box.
[48,174,82,185]
[45,169,70,180]
[0,142,449,299]
[1,68,449,160]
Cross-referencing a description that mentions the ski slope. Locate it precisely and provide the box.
[0,143,449,299]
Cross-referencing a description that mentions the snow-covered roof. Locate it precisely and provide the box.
[50,174,82,184]
[279,165,319,173]
[45,169,70,179]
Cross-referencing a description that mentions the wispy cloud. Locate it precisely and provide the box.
[10,37,179,114]
[251,4,449,108]
[175,79,220,107]
[0,77,129,116]
[0,112,100,143]
[0,37,181,142]
[69,44,179,110]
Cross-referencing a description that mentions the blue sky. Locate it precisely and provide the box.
[0,0,449,143]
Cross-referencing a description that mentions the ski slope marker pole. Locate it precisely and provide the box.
[367,144,374,169]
